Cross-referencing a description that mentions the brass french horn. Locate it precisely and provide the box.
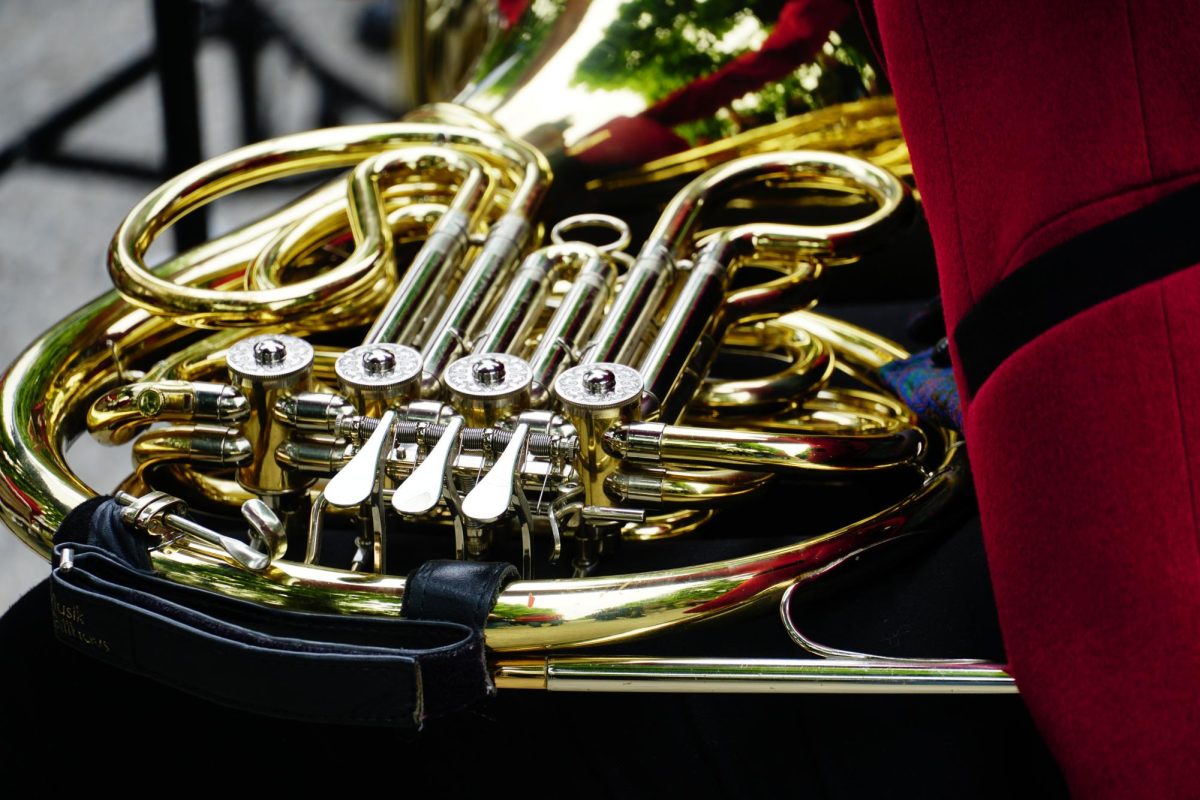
[0,2,1012,694]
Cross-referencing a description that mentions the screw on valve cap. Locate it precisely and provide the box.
[444,352,532,398]
[226,334,314,386]
[554,362,642,411]
[335,343,422,390]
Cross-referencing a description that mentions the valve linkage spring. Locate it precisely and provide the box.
[337,416,575,461]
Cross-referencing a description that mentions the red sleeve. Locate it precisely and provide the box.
[872,1,1200,795]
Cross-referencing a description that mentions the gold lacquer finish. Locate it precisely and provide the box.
[87,380,248,445]
[108,124,549,330]
[226,334,315,496]
[0,2,997,695]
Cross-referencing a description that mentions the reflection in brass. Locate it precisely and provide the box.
[0,4,989,693]
[449,0,905,189]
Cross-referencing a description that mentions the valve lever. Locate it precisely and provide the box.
[325,410,395,507]
[462,423,532,575]
[114,491,272,572]
[462,423,530,525]
[323,410,395,572]
[393,416,465,516]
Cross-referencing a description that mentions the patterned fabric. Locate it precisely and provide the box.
[878,345,962,431]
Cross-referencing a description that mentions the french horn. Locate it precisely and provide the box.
[0,1,1013,700]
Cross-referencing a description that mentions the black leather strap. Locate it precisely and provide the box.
[49,498,517,729]
[403,560,519,628]
[954,179,1200,396]
[55,494,150,568]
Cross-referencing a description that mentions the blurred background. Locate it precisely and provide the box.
[0,0,402,612]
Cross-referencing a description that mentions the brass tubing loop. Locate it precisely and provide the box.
[581,151,908,369]
[108,123,550,330]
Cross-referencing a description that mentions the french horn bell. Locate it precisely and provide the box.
[0,1,1013,699]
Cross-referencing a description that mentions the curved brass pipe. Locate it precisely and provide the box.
[606,467,772,506]
[692,319,835,419]
[87,381,248,446]
[114,427,251,501]
[116,143,405,328]
[135,198,452,392]
[131,424,253,474]
[605,424,926,474]
[246,191,462,290]
[144,427,963,652]
[637,234,824,422]
[359,149,495,346]
[582,151,909,367]
[593,97,910,191]
[109,123,550,330]
[638,153,914,423]
[790,309,909,370]
[721,388,915,436]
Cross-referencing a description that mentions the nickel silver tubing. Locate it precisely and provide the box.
[419,213,534,394]
[361,148,487,345]
[495,657,1017,694]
